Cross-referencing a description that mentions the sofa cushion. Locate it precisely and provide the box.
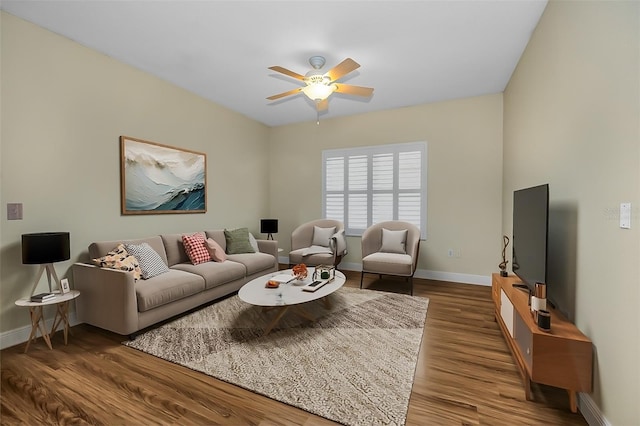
[160,233,191,267]
[312,226,336,247]
[289,248,335,267]
[362,252,413,276]
[380,228,408,254]
[136,269,205,312]
[224,227,255,254]
[205,238,227,262]
[125,242,170,279]
[171,260,246,290]
[301,245,333,256]
[204,230,227,250]
[226,252,276,275]
[182,233,211,265]
[92,243,142,281]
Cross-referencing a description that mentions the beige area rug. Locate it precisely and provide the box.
[124,287,429,426]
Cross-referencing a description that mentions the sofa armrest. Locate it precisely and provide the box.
[72,263,139,335]
[256,239,278,259]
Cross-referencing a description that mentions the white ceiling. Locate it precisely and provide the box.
[2,0,547,127]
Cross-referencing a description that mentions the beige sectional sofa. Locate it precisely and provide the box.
[72,230,278,336]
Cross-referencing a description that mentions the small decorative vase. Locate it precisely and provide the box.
[292,263,308,280]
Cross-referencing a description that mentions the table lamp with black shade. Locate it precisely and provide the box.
[260,219,278,240]
[22,232,70,296]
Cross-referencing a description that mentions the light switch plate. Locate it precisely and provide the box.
[7,203,23,220]
[620,202,631,229]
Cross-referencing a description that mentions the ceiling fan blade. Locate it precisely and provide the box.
[316,99,329,112]
[326,58,360,82]
[268,66,305,81]
[334,83,374,97]
[266,87,302,101]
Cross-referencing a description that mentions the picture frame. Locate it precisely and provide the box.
[120,136,207,215]
[60,278,70,294]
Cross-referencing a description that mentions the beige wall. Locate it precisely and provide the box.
[503,1,639,424]
[0,13,270,332]
[268,94,504,280]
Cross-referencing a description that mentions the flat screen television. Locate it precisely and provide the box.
[512,184,549,294]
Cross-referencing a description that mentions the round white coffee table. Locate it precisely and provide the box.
[238,267,346,335]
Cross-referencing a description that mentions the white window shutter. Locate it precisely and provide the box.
[323,142,427,238]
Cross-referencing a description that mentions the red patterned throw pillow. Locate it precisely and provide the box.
[182,233,211,265]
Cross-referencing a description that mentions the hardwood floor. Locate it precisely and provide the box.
[1,271,587,425]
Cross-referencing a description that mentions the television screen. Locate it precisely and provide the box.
[512,184,549,291]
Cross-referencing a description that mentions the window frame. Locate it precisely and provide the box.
[322,141,427,239]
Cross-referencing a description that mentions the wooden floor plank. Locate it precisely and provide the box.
[1,270,587,425]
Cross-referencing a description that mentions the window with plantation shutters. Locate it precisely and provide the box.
[322,141,427,238]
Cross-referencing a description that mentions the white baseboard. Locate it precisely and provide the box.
[414,269,491,286]
[0,312,80,351]
[284,258,492,287]
[579,393,610,426]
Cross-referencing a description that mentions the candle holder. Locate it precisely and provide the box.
[313,264,335,282]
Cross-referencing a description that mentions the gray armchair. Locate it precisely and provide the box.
[360,221,421,295]
[289,219,347,268]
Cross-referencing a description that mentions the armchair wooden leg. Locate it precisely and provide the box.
[410,276,413,296]
[360,271,364,289]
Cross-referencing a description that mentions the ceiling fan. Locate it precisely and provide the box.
[266,56,374,112]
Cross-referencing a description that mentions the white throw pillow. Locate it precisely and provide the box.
[249,233,259,252]
[312,226,336,247]
[380,228,408,254]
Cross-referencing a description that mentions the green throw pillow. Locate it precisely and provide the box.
[224,227,255,254]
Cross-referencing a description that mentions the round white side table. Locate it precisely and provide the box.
[15,290,80,353]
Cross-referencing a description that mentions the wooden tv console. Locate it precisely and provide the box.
[492,273,592,413]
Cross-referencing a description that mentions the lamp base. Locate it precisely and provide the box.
[29,263,60,296]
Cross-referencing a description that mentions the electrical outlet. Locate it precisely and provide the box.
[620,202,631,229]
[447,249,461,258]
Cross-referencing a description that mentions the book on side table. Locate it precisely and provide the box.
[30,292,56,303]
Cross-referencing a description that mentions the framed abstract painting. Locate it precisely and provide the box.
[120,136,206,215]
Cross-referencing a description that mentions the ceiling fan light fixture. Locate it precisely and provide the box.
[267,57,372,110]
[302,83,336,101]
